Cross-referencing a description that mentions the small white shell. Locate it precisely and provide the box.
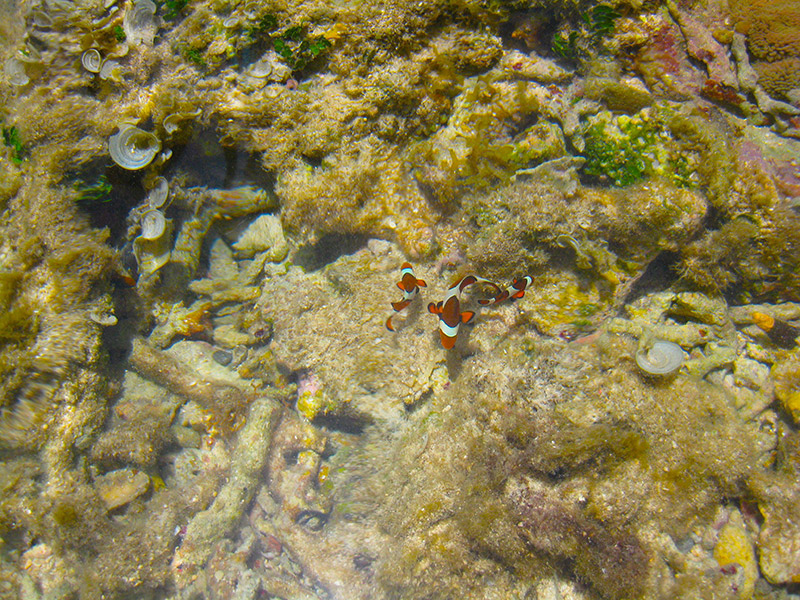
[147,176,169,208]
[82,48,102,73]
[140,209,166,240]
[31,9,53,27]
[162,113,182,135]
[89,309,118,326]
[108,125,161,170]
[123,0,157,46]
[222,16,240,28]
[99,59,123,81]
[4,58,29,86]
[635,340,685,377]
[249,58,272,79]
[162,108,200,136]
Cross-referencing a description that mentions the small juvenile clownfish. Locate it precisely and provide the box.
[428,275,499,349]
[386,263,427,331]
[752,311,800,349]
[478,276,533,306]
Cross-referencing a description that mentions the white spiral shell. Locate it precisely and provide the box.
[4,58,29,86]
[81,48,102,73]
[140,209,167,240]
[635,340,685,377]
[123,0,157,46]
[147,176,169,209]
[99,59,122,81]
[108,125,161,170]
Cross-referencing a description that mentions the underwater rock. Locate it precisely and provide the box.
[232,214,288,261]
[668,0,738,89]
[497,49,571,84]
[713,514,758,600]
[172,395,282,587]
[94,467,150,510]
[756,481,800,585]
[772,348,800,423]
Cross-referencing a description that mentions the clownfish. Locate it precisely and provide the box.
[479,276,533,306]
[428,275,499,349]
[386,263,427,331]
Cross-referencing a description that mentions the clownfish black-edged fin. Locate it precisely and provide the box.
[461,311,475,324]
[428,302,441,314]
[511,290,525,299]
[417,279,427,287]
[385,316,396,331]
[396,281,405,290]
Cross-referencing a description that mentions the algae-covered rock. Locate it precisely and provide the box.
[756,481,800,585]
[714,514,758,599]
[94,467,151,510]
[772,348,800,423]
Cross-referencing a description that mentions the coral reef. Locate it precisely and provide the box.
[1,0,800,597]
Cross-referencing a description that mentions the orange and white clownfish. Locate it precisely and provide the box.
[427,275,499,349]
[478,276,533,306]
[386,263,427,331]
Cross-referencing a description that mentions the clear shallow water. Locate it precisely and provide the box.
[1,0,800,598]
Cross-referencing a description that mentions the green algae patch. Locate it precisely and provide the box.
[580,109,693,188]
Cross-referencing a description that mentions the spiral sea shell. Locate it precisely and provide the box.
[99,59,122,81]
[140,209,167,240]
[108,125,161,170]
[147,176,169,209]
[4,58,29,86]
[123,0,157,46]
[635,340,685,377]
[81,48,102,73]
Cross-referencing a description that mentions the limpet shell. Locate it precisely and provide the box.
[635,339,685,377]
[140,209,167,240]
[108,125,161,170]
[82,48,102,73]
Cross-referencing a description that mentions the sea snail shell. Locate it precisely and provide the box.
[147,176,169,208]
[108,125,161,170]
[635,339,685,377]
[123,0,157,46]
[81,48,102,73]
[140,209,167,240]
